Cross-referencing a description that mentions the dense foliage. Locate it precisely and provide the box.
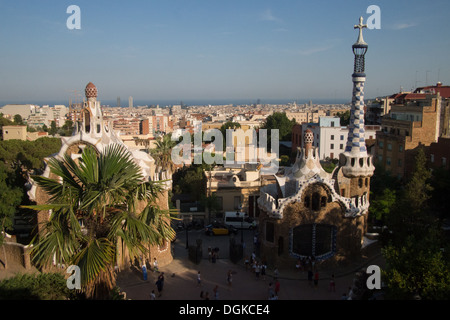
[0,137,62,244]
[371,148,450,299]
[261,112,296,142]
[0,273,73,300]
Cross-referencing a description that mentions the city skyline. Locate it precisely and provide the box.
[1,0,449,104]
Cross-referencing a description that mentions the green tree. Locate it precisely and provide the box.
[13,114,24,125]
[0,162,23,247]
[0,272,75,300]
[149,133,177,176]
[200,193,221,223]
[336,110,351,126]
[382,234,450,300]
[0,114,14,139]
[430,166,450,220]
[172,165,206,201]
[220,121,241,150]
[403,148,433,211]
[381,147,449,300]
[262,112,295,141]
[384,148,435,245]
[23,144,175,299]
[60,120,74,136]
[369,188,397,223]
[49,121,57,136]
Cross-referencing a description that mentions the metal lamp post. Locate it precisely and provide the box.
[185,220,189,249]
[236,211,245,244]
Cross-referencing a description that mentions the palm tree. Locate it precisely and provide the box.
[200,193,221,223]
[149,133,178,177]
[24,144,175,299]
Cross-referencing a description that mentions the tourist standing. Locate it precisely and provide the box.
[268,282,275,299]
[155,274,164,297]
[308,269,313,287]
[273,266,279,280]
[227,270,233,287]
[255,263,261,280]
[197,271,202,287]
[213,285,220,300]
[329,274,336,292]
[261,262,267,280]
[153,257,159,273]
[274,280,280,297]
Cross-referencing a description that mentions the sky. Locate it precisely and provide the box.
[1,0,450,105]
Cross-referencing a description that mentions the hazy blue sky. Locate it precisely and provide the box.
[1,0,449,104]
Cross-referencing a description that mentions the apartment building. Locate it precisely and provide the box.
[297,117,380,160]
[375,94,441,179]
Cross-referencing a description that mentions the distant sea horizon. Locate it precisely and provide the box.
[1,98,352,108]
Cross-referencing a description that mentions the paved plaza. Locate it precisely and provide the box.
[116,229,385,301]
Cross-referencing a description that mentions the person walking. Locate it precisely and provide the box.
[261,262,267,281]
[227,270,233,287]
[197,271,202,287]
[274,280,280,297]
[308,269,313,287]
[268,282,275,299]
[314,270,319,289]
[329,274,336,292]
[273,266,279,280]
[155,274,164,297]
[255,263,261,280]
[213,285,220,300]
[153,257,159,273]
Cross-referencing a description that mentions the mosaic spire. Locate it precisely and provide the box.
[340,17,374,178]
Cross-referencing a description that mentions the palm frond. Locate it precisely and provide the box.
[72,238,116,287]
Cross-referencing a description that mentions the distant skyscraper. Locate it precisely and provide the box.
[129,96,133,109]
[117,97,121,108]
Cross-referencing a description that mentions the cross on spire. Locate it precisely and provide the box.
[354,16,368,45]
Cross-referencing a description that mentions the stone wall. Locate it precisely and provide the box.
[0,233,33,271]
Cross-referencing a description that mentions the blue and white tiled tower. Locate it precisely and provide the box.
[340,17,375,178]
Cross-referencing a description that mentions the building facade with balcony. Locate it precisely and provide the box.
[375,94,441,179]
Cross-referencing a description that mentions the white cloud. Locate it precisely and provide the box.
[392,22,418,30]
[260,9,282,23]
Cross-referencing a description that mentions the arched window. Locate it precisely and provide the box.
[312,193,321,211]
[84,111,91,133]
[304,196,310,208]
[321,196,327,207]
